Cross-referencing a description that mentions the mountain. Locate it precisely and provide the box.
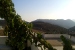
[69,26,75,31]
[72,19,75,22]
[31,21,70,34]
[33,19,75,29]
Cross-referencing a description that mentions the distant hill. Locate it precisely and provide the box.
[32,19,75,29]
[72,19,75,22]
[31,21,70,34]
[69,26,75,31]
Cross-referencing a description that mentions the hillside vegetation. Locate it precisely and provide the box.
[32,21,70,34]
[33,19,75,29]
[69,26,75,31]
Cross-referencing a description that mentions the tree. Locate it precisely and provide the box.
[60,35,73,50]
[0,0,55,50]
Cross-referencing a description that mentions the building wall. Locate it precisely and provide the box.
[0,36,8,44]
[44,34,70,39]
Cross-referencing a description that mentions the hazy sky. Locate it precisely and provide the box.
[12,0,75,22]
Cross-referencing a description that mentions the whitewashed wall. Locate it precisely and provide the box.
[0,34,75,50]
[44,34,70,38]
[31,43,39,50]
[31,34,75,50]
[0,36,11,50]
[70,36,75,42]
[0,36,8,44]
[0,36,39,50]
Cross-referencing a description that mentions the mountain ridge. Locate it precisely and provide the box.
[32,19,75,29]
